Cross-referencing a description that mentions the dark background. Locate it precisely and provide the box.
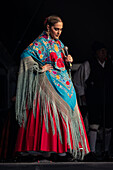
[1,0,113,65]
[0,0,113,159]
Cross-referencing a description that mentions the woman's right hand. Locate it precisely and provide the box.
[42,64,53,72]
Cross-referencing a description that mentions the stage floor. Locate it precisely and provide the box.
[0,162,113,170]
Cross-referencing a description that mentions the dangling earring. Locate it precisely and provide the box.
[47,29,50,39]
[46,25,50,39]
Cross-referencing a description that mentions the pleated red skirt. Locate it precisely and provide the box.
[15,101,90,154]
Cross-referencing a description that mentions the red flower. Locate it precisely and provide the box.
[42,34,48,39]
[38,50,41,54]
[35,42,38,46]
[61,52,65,60]
[50,52,58,62]
[66,81,70,85]
[56,58,64,68]
[57,40,61,46]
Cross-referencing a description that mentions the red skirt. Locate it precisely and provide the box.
[15,101,90,154]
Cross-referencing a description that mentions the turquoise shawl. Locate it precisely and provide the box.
[21,31,76,110]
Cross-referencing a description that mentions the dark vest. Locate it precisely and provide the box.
[85,57,113,127]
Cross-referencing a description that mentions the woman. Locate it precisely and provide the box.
[15,15,90,162]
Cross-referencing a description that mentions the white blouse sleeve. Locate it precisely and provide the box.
[73,61,90,96]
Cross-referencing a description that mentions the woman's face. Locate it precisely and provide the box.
[48,22,63,40]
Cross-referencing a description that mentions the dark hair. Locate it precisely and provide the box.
[44,15,63,30]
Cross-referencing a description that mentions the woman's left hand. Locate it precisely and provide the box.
[42,64,53,72]
[65,54,73,63]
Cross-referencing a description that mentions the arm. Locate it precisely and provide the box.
[73,61,90,97]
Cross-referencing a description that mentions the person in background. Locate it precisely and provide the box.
[73,41,113,161]
[14,15,90,162]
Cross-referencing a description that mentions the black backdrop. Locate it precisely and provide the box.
[1,0,113,64]
[0,0,113,158]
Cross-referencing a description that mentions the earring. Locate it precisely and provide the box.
[47,29,50,39]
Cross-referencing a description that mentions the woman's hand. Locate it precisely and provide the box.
[65,54,73,63]
[42,64,53,72]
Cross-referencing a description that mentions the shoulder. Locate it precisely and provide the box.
[35,34,48,46]
[80,61,90,70]
[83,61,89,66]
[27,34,48,52]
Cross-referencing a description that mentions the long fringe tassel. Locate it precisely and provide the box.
[35,90,87,159]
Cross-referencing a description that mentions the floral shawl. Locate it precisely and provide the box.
[21,31,76,110]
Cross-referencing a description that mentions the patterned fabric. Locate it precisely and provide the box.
[21,31,76,110]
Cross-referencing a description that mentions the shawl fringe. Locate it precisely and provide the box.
[15,57,89,159]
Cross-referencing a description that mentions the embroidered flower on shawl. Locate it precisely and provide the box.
[50,52,58,62]
[66,81,70,85]
[35,42,38,46]
[48,40,54,46]
[54,44,59,52]
[56,40,61,46]
[56,75,60,79]
[42,34,48,39]
[35,48,39,51]
[45,57,50,62]
[33,46,36,50]
[40,54,43,59]
[38,50,41,54]
[56,58,64,68]
[52,71,57,74]
[61,52,65,59]
[29,43,33,47]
